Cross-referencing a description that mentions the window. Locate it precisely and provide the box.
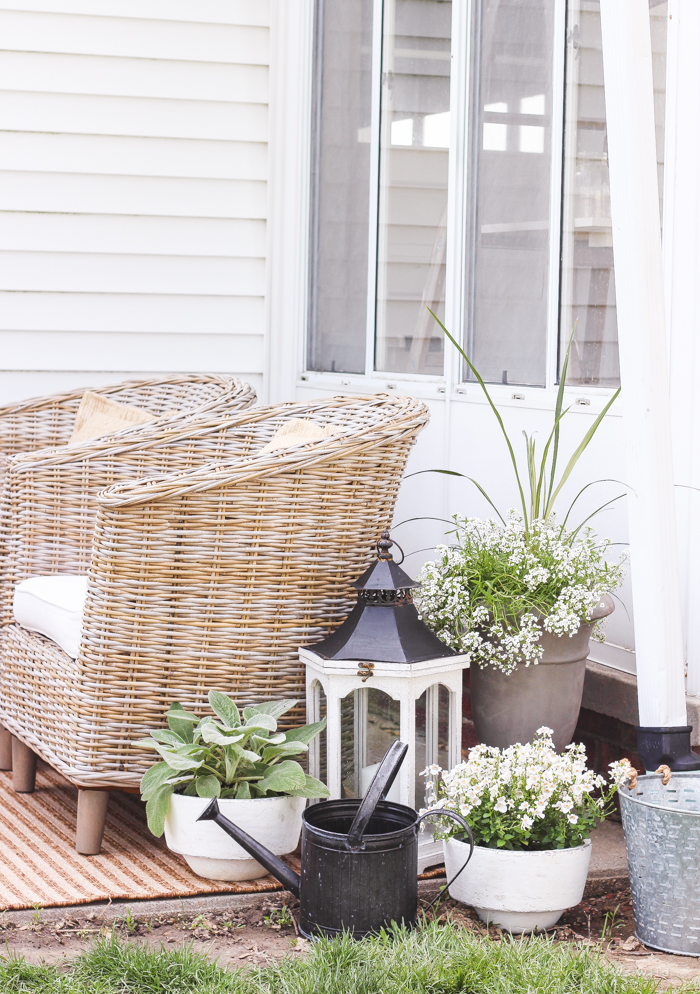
[308,0,373,374]
[374,0,452,375]
[308,0,668,389]
[559,0,667,387]
[465,0,555,387]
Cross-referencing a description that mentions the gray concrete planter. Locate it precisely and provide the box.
[470,594,615,752]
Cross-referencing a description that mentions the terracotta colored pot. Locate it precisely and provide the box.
[469,594,615,751]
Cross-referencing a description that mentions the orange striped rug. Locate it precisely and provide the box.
[0,765,285,911]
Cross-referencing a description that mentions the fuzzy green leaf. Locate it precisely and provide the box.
[235,781,251,800]
[140,761,176,800]
[244,700,297,721]
[167,704,199,743]
[230,744,262,764]
[283,719,326,745]
[257,760,306,795]
[154,745,203,771]
[145,783,175,837]
[285,774,331,799]
[208,690,241,729]
[136,737,160,750]
[195,775,221,799]
[200,722,245,747]
[261,741,308,763]
[242,713,277,732]
[151,729,185,747]
[165,703,200,723]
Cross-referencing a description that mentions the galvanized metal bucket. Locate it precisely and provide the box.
[620,771,700,956]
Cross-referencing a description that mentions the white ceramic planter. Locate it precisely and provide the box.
[165,793,305,881]
[444,837,592,933]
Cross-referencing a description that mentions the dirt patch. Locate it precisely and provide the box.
[0,894,303,969]
[3,887,699,986]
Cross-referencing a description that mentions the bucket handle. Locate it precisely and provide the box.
[415,809,474,912]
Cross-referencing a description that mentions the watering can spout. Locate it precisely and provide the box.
[197,799,301,897]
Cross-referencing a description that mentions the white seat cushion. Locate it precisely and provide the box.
[13,575,88,658]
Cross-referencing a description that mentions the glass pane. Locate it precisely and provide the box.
[465,0,555,387]
[414,684,449,805]
[340,688,401,799]
[374,0,452,375]
[308,0,373,374]
[307,679,327,787]
[559,0,667,386]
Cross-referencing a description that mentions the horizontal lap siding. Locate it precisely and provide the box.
[0,3,269,402]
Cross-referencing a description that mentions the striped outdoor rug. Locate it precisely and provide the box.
[0,764,285,910]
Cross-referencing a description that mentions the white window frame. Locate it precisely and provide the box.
[287,0,623,415]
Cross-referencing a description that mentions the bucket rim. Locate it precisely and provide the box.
[619,770,700,814]
[302,798,418,844]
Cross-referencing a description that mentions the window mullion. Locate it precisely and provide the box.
[365,0,385,377]
[445,0,471,389]
[546,0,567,390]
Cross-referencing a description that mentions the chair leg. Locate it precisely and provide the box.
[12,737,36,792]
[76,790,109,855]
[0,724,12,770]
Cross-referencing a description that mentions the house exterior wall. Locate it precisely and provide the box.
[0,0,269,403]
[4,0,700,725]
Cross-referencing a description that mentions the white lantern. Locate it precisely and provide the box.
[301,532,469,871]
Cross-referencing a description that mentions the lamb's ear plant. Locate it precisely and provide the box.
[422,312,623,533]
[139,691,329,837]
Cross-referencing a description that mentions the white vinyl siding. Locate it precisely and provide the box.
[0,1,269,402]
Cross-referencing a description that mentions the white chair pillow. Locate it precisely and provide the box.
[13,576,88,658]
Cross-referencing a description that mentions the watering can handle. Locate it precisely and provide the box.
[415,809,474,912]
[346,740,408,850]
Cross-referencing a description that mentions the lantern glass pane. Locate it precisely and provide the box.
[415,684,450,805]
[340,688,400,799]
[307,679,327,787]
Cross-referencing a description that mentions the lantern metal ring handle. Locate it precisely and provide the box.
[376,528,405,565]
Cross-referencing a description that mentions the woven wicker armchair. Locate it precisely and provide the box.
[0,375,256,610]
[0,393,427,852]
[0,376,256,798]
[0,375,256,464]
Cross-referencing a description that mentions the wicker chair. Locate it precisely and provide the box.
[0,376,256,789]
[0,393,427,852]
[0,375,256,465]
[0,375,256,611]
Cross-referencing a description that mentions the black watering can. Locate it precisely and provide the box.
[198,740,474,939]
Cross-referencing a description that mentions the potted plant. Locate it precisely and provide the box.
[418,515,623,750]
[139,692,329,881]
[424,728,629,932]
[415,316,626,750]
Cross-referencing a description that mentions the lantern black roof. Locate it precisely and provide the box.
[307,530,456,664]
[351,530,419,592]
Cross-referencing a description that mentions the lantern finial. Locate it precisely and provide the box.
[377,529,393,560]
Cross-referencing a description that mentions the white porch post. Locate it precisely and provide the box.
[599,0,686,727]
[665,0,700,699]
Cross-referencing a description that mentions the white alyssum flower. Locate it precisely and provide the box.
[424,728,625,851]
[417,513,626,674]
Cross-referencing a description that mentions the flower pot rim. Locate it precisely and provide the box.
[170,792,301,803]
[446,836,592,854]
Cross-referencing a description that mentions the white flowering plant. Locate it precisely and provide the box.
[423,728,631,851]
[417,513,626,674]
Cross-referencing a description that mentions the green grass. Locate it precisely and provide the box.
[0,920,693,993]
